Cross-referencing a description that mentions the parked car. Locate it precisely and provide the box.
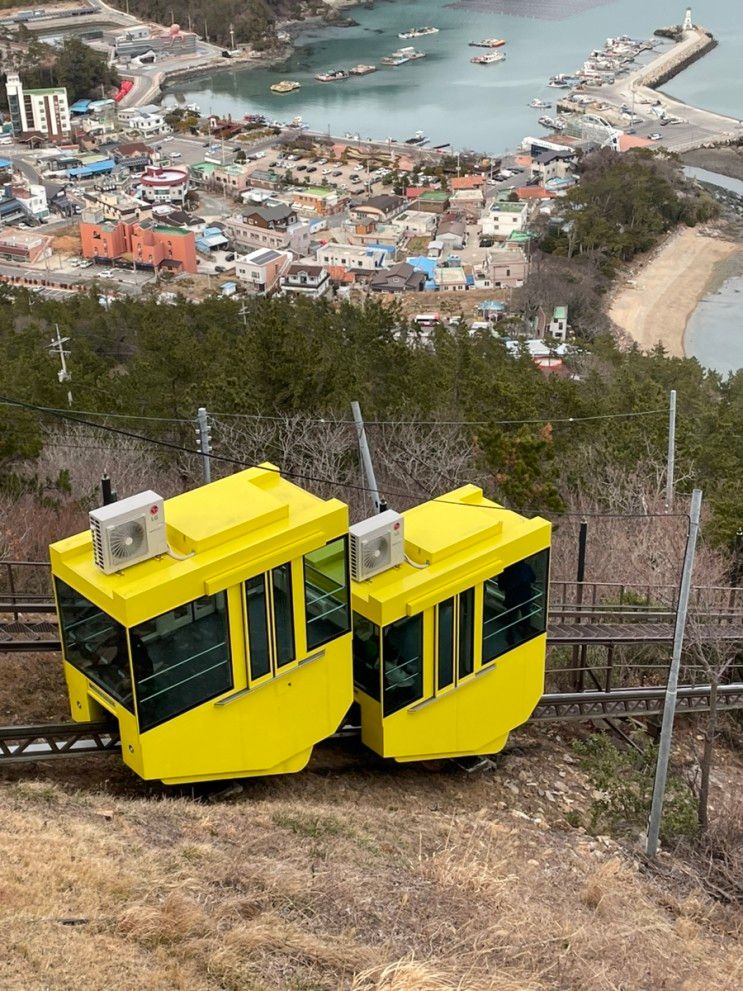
[296,164,307,171]
[98,269,115,279]
[332,169,343,176]
[170,151,182,160]
[649,132,663,141]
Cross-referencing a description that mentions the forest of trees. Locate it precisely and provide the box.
[0,287,741,555]
[0,37,118,109]
[543,148,719,272]
[108,0,324,48]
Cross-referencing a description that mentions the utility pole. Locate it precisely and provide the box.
[666,389,677,512]
[646,488,703,857]
[48,324,72,406]
[351,401,385,514]
[238,300,249,327]
[195,407,212,483]
[229,23,235,52]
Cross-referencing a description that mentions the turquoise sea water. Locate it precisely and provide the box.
[166,0,743,152]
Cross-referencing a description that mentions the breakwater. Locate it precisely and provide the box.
[639,27,717,89]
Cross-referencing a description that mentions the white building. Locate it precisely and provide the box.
[5,73,70,141]
[137,165,190,205]
[480,200,528,240]
[118,105,170,136]
[315,243,388,272]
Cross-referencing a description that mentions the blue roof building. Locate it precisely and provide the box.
[67,159,115,178]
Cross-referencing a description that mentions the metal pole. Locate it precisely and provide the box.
[351,401,383,514]
[100,473,116,506]
[666,389,677,512]
[196,407,211,484]
[646,488,703,857]
[573,520,588,691]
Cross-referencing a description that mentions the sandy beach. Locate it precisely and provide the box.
[609,228,741,356]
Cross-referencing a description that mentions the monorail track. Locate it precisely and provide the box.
[1,684,741,767]
[4,607,743,653]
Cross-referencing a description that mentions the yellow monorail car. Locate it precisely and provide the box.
[50,469,550,783]
[351,485,551,761]
[50,465,353,783]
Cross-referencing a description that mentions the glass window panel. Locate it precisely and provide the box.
[383,613,423,716]
[132,591,232,732]
[272,563,295,667]
[437,597,454,690]
[55,578,133,710]
[246,574,271,680]
[458,587,475,679]
[482,550,549,663]
[352,612,381,700]
[304,537,351,651]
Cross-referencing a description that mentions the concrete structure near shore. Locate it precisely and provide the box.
[580,24,743,154]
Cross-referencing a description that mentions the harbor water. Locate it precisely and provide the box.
[167,0,743,373]
[166,0,743,152]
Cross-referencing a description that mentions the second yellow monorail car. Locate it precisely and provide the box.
[351,485,551,761]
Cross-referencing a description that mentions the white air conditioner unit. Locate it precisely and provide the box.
[349,510,405,582]
[89,490,167,575]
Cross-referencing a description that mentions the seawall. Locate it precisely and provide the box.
[639,27,718,89]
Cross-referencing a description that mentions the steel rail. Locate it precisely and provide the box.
[1,684,742,767]
[0,720,120,763]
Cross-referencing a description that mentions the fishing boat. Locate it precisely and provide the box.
[538,115,556,127]
[399,26,439,39]
[381,47,426,66]
[469,38,506,48]
[471,51,505,64]
[270,80,301,94]
[315,69,350,82]
[548,74,572,89]
[530,98,552,108]
[404,130,428,145]
[349,64,377,75]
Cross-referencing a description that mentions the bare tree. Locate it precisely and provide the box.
[685,605,742,831]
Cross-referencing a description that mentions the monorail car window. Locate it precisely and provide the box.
[245,575,271,681]
[55,578,133,710]
[436,587,475,691]
[304,536,351,650]
[352,612,381,700]
[383,613,423,715]
[131,591,232,731]
[482,549,549,663]
[437,597,455,690]
[272,562,295,667]
[244,564,296,681]
[458,587,475,678]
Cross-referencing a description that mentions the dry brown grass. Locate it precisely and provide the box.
[1,735,742,991]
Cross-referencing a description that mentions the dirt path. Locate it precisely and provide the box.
[609,227,741,356]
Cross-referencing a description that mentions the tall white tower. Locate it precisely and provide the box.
[682,7,693,31]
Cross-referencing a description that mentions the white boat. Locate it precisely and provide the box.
[530,98,552,108]
[398,26,439,39]
[349,63,377,76]
[538,115,556,127]
[315,69,350,82]
[381,47,426,66]
[471,51,505,64]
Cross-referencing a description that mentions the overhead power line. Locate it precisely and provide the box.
[0,399,669,429]
[0,395,689,522]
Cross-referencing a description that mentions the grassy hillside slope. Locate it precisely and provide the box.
[1,657,741,991]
